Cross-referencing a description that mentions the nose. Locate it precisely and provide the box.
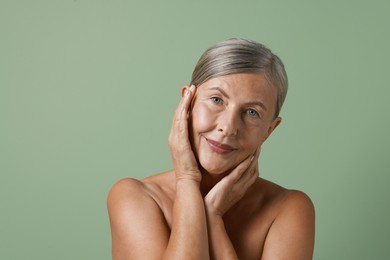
[217,108,239,137]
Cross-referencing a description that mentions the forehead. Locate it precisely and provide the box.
[198,73,277,104]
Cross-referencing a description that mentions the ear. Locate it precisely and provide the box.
[181,85,190,97]
[262,116,282,142]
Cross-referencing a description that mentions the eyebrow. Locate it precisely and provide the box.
[207,86,268,111]
[208,86,230,99]
[245,101,267,111]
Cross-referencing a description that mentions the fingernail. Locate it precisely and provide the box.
[190,85,195,91]
[250,155,254,161]
[185,89,190,96]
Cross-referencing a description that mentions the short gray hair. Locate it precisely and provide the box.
[190,38,288,119]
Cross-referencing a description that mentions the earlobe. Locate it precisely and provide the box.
[263,117,282,142]
[271,117,282,132]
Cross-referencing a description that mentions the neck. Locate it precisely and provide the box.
[199,168,228,197]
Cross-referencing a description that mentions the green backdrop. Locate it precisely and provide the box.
[1,1,389,259]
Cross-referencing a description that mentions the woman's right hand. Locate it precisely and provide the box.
[168,85,202,183]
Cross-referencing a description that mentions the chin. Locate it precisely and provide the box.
[200,165,226,175]
[197,156,234,176]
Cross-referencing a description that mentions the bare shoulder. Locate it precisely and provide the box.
[255,178,315,232]
[108,177,145,197]
[259,179,315,260]
[107,178,152,211]
[107,177,171,259]
[280,189,315,215]
[107,177,165,237]
[107,171,173,207]
[251,178,314,214]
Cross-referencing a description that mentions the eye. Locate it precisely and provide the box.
[246,108,259,117]
[211,97,222,104]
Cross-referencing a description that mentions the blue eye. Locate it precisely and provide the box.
[211,97,222,104]
[246,109,258,117]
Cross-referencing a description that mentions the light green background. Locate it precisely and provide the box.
[1,1,389,259]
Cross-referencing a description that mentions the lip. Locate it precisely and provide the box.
[205,138,236,154]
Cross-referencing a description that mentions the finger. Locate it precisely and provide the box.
[255,146,261,159]
[219,144,261,183]
[244,146,260,174]
[174,85,196,122]
[253,146,261,175]
[181,84,196,113]
[233,147,261,185]
[245,146,261,175]
[231,145,261,178]
[169,85,196,151]
[170,85,196,143]
[236,160,258,186]
[227,154,254,183]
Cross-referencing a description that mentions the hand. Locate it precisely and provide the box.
[205,147,261,216]
[168,85,202,183]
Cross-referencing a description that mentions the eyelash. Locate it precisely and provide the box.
[211,97,260,118]
[211,97,222,104]
[246,109,259,117]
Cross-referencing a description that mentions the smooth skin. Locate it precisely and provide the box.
[107,73,315,260]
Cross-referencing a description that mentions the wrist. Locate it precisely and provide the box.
[176,177,201,187]
[205,202,224,218]
[175,170,202,185]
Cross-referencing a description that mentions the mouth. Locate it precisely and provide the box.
[205,138,236,154]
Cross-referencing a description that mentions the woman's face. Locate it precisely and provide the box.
[187,73,281,176]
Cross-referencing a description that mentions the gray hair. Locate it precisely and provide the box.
[190,38,288,119]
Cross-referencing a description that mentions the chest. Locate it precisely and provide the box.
[160,196,275,259]
[223,205,275,259]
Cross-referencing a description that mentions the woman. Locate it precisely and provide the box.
[107,38,315,259]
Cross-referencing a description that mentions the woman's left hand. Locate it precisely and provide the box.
[204,147,261,216]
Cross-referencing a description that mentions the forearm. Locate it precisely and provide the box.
[163,180,210,260]
[206,211,238,260]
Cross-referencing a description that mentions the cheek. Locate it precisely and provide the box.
[239,124,270,152]
[248,124,272,148]
[190,103,217,133]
